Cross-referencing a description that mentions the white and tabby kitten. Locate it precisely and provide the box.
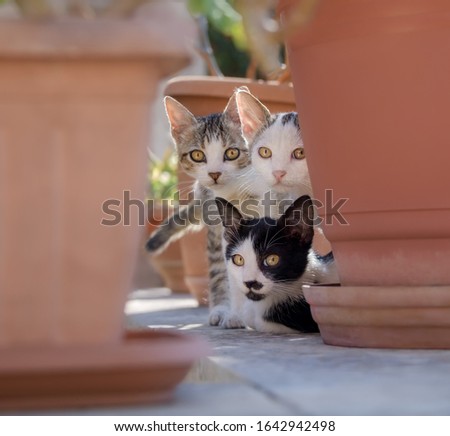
[236,89,332,255]
[215,195,338,333]
[236,90,312,203]
[146,91,251,328]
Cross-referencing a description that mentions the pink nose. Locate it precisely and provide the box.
[272,170,287,182]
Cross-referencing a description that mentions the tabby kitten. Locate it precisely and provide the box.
[146,91,250,328]
[215,195,338,333]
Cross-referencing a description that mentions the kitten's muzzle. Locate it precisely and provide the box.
[208,172,222,183]
[244,280,263,291]
[244,281,265,301]
[272,170,287,182]
[245,290,265,301]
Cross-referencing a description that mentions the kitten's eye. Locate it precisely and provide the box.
[232,254,245,266]
[292,148,305,160]
[264,254,280,267]
[258,147,272,159]
[190,149,206,163]
[224,148,240,161]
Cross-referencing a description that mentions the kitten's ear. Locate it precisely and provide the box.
[278,195,314,244]
[164,96,197,144]
[215,197,243,242]
[222,91,241,129]
[236,90,271,144]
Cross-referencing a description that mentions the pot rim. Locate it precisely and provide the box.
[279,0,450,48]
[164,76,295,106]
[0,18,191,75]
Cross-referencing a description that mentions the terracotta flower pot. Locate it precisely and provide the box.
[0,11,209,407]
[281,0,450,286]
[0,329,209,410]
[304,285,450,349]
[147,204,188,294]
[164,76,311,305]
[280,0,450,348]
[0,18,191,346]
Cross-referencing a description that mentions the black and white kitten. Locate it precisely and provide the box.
[215,195,338,333]
[146,91,251,328]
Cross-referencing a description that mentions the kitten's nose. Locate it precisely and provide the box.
[272,170,287,182]
[209,172,222,182]
[244,280,263,291]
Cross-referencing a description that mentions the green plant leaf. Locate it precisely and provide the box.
[189,0,248,51]
[187,0,209,15]
[147,150,178,201]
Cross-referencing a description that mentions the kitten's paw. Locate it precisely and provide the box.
[220,313,245,329]
[209,305,245,329]
[208,305,228,326]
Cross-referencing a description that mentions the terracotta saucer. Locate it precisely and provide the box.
[0,329,209,410]
[304,285,450,349]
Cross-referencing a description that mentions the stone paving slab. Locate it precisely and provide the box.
[124,289,450,416]
[21,288,450,415]
[31,383,292,416]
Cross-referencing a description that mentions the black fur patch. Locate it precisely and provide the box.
[225,216,311,283]
[280,112,300,129]
[244,280,263,290]
[246,290,266,301]
[317,251,334,264]
[264,298,318,332]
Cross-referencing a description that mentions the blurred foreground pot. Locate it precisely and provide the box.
[0,11,208,407]
[280,0,450,348]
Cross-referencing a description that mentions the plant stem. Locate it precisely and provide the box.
[196,16,223,77]
[235,0,282,79]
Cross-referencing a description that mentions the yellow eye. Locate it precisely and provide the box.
[292,148,305,160]
[264,254,280,266]
[190,149,206,162]
[232,254,245,266]
[225,148,240,161]
[258,147,272,159]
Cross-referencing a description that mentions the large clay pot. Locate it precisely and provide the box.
[280,0,450,348]
[280,0,450,286]
[0,10,208,407]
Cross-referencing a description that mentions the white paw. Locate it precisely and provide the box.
[220,313,245,329]
[209,305,244,329]
[208,305,228,326]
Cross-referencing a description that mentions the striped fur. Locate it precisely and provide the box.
[146,90,251,328]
